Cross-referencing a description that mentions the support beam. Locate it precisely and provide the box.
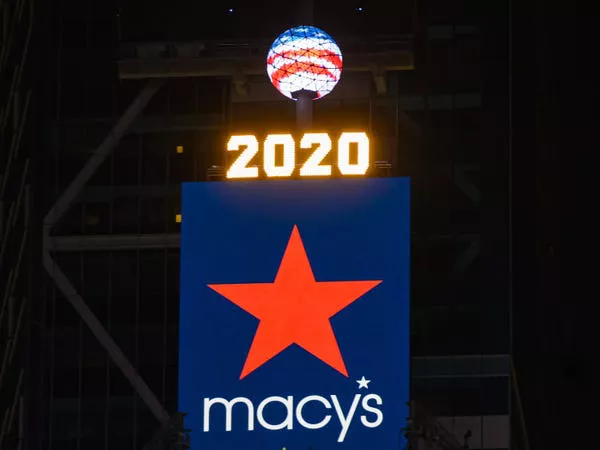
[452,164,481,203]
[118,47,414,80]
[43,79,164,230]
[294,90,315,131]
[48,234,181,252]
[294,0,315,130]
[42,79,170,426]
[453,238,481,274]
[412,354,509,379]
[48,232,482,252]
[371,66,387,94]
[51,113,225,135]
[42,253,170,425]
[232,72,248,97]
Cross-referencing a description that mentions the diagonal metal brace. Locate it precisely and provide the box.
[42,252,170,424]
[42,79,170,425]
[453,237,481,274]
[43,79,164,228]
[452,164,481,203]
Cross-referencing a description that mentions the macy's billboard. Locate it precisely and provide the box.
[179,179,410,450]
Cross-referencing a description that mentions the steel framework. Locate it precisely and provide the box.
[42,80,173,441]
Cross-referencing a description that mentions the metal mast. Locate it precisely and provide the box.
[295,0,315,131]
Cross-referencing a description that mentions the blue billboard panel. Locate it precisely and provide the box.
[180,178,410,450]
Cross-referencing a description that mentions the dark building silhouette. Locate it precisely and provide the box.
[510,1,564,449]
[0,0,34,448]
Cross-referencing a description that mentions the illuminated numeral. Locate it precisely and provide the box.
[226,132,371,178]
[263,134,295,178]
[299,133,332,177]
[338,132,370,175]
[227,135,260,179]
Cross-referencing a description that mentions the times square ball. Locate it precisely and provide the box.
[266,25,343,100]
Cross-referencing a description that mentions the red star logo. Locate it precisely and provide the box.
[208,225,382,379]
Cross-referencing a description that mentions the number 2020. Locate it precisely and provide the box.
[226,132,370,179]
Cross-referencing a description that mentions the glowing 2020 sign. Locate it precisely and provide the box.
[267,25,343,100]
[227,132,369,179]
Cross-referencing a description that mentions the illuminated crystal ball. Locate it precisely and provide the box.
[266,25,343,100]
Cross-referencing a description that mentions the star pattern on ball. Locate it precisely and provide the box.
[207,225,382,379]
[267,26,343,100]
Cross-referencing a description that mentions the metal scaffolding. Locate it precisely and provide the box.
[43,80,171,428]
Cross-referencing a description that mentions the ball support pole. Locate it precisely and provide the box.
[295,0,315,131]
[293,89,317,131]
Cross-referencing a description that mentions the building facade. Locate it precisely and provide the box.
[22,0,513,449]
[0,0,34,448]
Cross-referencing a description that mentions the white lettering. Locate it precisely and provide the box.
[360,394,383,428]
[295,395,332,429]
[202,392,385,438]
[256,396,294,430]
[203,397,254,432]
[331,394,361,443]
